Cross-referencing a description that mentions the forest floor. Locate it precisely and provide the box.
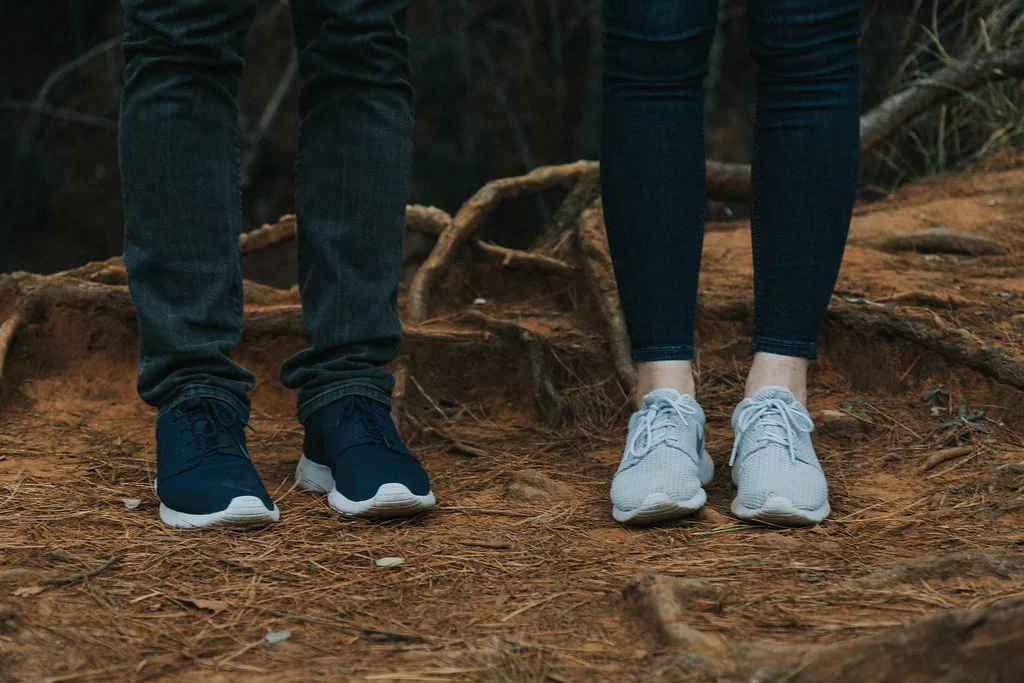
[3,156,1024,681]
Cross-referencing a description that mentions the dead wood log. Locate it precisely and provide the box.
[865,227,1008,256]
[625,569,1024,682]
[576,202,636,393]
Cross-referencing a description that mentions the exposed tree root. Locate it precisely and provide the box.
[407,160,598,323]
[575,202,636,393]
[865,227,1008,256]
[855,549,1024,589]
[826,304,1024,389]
[461,310,561,409]
[0,310,23,388]
[625,569,1024,682]
[404,53,1024,324]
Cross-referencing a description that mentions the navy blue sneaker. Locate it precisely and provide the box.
[296,396,435,518]
[155,397,279,528]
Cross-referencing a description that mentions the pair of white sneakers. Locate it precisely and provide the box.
[610,386,830,527]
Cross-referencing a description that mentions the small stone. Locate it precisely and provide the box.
[813,409,870,440]
[375,557,405,568]
[121,498,142,510]
[505,469,573,503]
[472,298,487,305]
[265,630,292,644]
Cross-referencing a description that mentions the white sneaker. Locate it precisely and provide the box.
[730,386,830,526]
[611,389,714,524]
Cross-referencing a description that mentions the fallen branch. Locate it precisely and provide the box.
[576,202,636,393]
[860,49,1024,154]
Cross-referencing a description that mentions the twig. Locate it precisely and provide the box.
[40,555,123,586]
[21,34,125,150]
[241,54,299,190]
[0,98,118,132]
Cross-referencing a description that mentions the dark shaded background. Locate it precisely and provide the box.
[1,0,1021,278]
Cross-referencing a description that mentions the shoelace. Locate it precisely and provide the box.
[625,395,700,467]
[729,398,814,467]
[335,397,401,452]
[171,399,253,467]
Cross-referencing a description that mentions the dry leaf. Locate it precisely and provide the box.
[14,586,46,597]
[184,598,228,612]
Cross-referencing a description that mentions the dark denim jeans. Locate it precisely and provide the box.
[119,0,413,421]
[601,0,861,361]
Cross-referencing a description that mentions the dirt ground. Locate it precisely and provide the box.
[3,157,1024,681]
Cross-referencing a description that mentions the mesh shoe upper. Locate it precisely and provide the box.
[730,386,827,512]
[303,396,431,502]
[155,397,275,515]
[611,389,712,512]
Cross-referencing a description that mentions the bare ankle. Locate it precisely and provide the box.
[635,360,695,408]
[745,352,808,403]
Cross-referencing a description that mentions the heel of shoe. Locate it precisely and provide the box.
[295,454,335,493]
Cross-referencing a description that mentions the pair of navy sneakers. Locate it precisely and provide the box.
[154,396,434,528]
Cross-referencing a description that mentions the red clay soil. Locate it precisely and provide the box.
[2,159,1024,681]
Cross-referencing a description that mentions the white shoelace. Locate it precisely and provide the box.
[729,398,814,467]
[625,396,699,467]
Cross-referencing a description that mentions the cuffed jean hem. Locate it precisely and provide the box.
[157,385,251,422]
[297,381,392,423]
[750,337,819,360]
[630,345,695,362]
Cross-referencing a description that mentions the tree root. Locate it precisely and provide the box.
[864,227,1008,256]
[826,303,1024,389]
[576,202,636,393]
[461,310,561,409]
[625,569,1024,682]
[407,160,598,323]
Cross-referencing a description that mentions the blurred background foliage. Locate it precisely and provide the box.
[0,0,1022,275]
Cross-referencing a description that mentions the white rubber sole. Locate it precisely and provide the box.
[612,449,714,525]
[295,454,435,519]
[613,488,708,525]
[731,495,830,527]
[158,495,280,529]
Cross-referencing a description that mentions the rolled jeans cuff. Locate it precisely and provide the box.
[630,344,695,362]
[297,381,392,423]
[159,385,251,422]
[750,337,819,360]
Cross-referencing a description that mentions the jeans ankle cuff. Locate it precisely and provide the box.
[297,383,392,423]
[750,337,818,359]
[631,345,694,362]
[159,385,251,422]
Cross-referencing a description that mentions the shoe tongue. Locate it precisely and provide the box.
[749,386,797,404]
[642,388,696,409]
